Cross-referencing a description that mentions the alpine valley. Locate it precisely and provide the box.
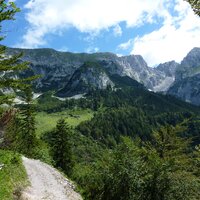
[1,1,200,199]
[1,45,200,200]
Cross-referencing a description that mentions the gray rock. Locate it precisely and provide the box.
[168,47,200,105]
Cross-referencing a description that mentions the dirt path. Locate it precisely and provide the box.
[21,157,82,200]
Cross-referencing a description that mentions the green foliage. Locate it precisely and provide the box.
[77,106,151,146]
[16,87,38,156]
[0,150,28,200]
[73,127,200,200]
[185,0,200,17]
[0,1,38,106]
[110,74,144,88]
[70,130,106,164]
[0,1,20,34]
[36,91,97,113]
[194,144,200,176]
[45,119,74,175]
[32,140,53,164]
[142,125,199,200]
[97,138,147,200]
[35,109,93,136]
[85,86,199,114]
[78,61,108,73]
[35,81,200,199]
[37,91,64,112]
[3,87,38,157]
[34,84,200,200]
[3,112,21,150]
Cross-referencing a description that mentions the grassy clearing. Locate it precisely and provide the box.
[36,109,94,136]
[0,150,28,200]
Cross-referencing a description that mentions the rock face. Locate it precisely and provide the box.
[153,61,179,92]
[56,62,114,97]
[5,47,200,105]
[156,61,178,77]
[168,48,200,105]
[168,74,200,105]
[175,47,200,81]
[6,47,176,94]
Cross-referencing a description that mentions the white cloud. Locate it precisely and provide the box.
[85,47,99,53]
[117,54,123,57]
[118,39,134,50]
[19,0,170,48]
[130,0,200,66]
[58,46,69,52]
[113,24,122,37]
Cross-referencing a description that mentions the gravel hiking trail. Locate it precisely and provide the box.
[21,157,82,200]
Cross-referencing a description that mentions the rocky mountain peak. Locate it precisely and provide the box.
[186,47,200,57]
[56,62,113,97]
[156,61,179,77]
[168,47,200,105]
[175,47,200,82]
[181,47,200,68]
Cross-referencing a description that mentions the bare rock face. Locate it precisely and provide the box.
[175,47,200,81]
[153,61,179,92]
[168,48,200,105]
[6,47,174,95]
[56,62,114,97]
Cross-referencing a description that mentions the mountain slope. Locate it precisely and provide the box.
[56,62,113,97]
[6,47,174,94]
[5,46,200,105]
[154,61,179,92]
[168,48,200,105]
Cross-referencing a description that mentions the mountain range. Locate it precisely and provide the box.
[5,47,200,105]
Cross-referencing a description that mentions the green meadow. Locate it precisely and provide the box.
[35,109,94,136]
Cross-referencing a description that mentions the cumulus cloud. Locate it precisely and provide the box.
[85,46,99,53]
[118,39,134,50]
[58,46,69,52]
[19,0,170,48]
[113,24,122,37]
[130,0,200,66]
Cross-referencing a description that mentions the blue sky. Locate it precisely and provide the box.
[2,0,200,66]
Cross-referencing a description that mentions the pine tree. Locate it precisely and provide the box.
[2,87,37,156]
[2,111,21,150]
[52,119,73,175]
[185,0,200,17]
[194,144,200,176]
[0,1,36,106]
[143,125,200,200]
[84,127,200,200]
[18,87,37,156]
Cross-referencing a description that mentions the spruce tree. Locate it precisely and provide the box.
[2,111,21,150]
[0,1,36,107]
[52,119,73,175]
[185,0,200,17]
[18,86,37,156]
[144,125,200,200]
[2,86,38,157]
